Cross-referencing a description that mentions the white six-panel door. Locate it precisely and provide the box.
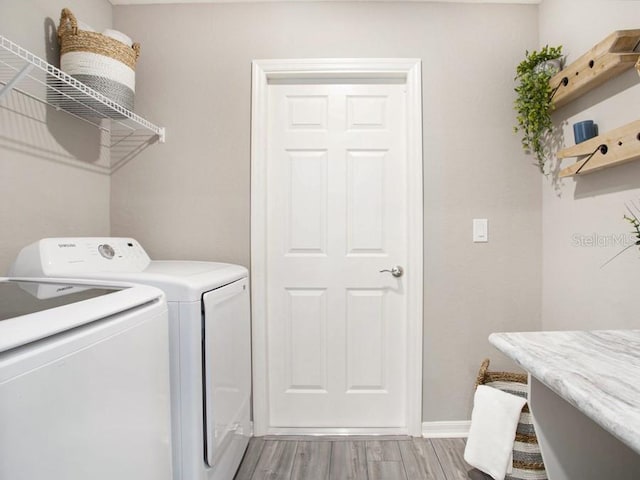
[251,59,423,436]
[266,82,409,429]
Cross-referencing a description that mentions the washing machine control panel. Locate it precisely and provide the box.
[10,238,152,276]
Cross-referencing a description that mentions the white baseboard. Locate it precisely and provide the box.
[251,422,470,438]
[265,427,409,436]
[422,420,470,438]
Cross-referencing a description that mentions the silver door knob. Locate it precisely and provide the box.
[379,266,404,277]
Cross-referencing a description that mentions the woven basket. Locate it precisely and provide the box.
[57,8,140,115]
[472,359,547,480]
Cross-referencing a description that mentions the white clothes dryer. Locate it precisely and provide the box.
[10,238,252,480]
[0,277,172,480]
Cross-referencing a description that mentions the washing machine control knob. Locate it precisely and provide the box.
[98,244,115,260]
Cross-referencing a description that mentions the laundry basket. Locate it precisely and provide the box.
[472,359,547,480]
[57,7,140,114]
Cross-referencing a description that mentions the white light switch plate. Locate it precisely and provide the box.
[473,219,488,242]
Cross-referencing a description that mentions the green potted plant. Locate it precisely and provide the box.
[514,45,563,174]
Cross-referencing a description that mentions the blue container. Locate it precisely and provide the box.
[573,120,597,144]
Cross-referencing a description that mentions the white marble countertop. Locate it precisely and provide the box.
[489,330,640,455]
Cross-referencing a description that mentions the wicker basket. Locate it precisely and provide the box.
[57,8,140,115]
[473,359,547,480]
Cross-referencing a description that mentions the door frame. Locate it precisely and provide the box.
[250,58,423,436]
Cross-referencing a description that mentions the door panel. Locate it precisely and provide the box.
[267,83,407,428]
[285,288,327,391]
[286,150,328,255]
[346,150,387,254]
[347,95,387,129]
[346,288,386,392]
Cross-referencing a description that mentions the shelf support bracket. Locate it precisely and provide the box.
[0,63,34,101]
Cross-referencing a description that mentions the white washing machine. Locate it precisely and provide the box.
[0,277,172,480]
[10,238,252,480]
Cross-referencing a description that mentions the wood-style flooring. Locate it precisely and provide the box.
[235,436,479,480]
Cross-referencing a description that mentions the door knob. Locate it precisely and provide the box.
[379,266,404,277]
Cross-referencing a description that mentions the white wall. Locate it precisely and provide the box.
[0,0,112,273]
[113,1,541,422]
[540,0,640,331]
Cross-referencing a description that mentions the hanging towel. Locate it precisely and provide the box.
[464,385,527,480]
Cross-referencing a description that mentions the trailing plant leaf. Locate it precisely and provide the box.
[623,201,640,245]
[601,202,640,268]
[514,45,563,174]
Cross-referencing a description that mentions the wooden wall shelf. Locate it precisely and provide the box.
[558,119,640,177]
[550,30,640,109]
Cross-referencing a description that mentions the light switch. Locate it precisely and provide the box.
[473,218,488,243]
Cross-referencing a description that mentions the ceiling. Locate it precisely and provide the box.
[109,0,540,5]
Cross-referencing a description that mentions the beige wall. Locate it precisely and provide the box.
[113,2,541,422]
[0,0,112,273]
[539,0,640,331]
[5,0,634,428]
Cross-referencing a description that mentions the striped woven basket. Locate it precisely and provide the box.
[473,359,547,480]
[57,8,140,115]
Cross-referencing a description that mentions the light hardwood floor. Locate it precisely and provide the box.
[234,436,476,480]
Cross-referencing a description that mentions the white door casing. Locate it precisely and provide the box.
[251,59,423,436]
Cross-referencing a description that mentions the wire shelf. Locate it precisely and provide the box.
[0,34,165,167]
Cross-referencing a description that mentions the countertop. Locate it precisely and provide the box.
[489,330,640,455]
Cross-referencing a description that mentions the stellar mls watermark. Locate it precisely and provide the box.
[571,232,636,248]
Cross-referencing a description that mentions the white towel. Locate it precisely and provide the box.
[464,385,527,480]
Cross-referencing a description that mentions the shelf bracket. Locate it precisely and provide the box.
[558,119,640,177]
[0,62,34,101]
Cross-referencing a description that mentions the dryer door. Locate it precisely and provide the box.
[202,277,251,467]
